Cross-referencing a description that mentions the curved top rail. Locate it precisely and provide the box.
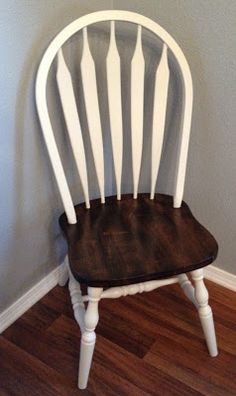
[36,10,192,80]
[35,10,193,223]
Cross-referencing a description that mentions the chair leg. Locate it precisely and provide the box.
[178,273,199,308]
[58,255,69,286]
[78,287,103,389]
[68,271,85,333]
[191,269,218,357]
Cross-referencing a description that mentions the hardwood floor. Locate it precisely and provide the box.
[0,280,235,395]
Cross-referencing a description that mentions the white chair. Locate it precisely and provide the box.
[36,10,218,389]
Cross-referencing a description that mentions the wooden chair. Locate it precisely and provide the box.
[35,10,218,389]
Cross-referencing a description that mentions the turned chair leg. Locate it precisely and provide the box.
[191,269,218,357]
[68,272,85,332]
[178,273,199,308]
[78,287,103,389]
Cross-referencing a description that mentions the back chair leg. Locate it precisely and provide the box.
[178,273,199,308]
[191,269,218,357]
[78,287,103,389]
[68,271,85,332]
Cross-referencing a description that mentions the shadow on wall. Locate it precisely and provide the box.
[1,37,67,310]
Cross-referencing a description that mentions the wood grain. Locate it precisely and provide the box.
[59,194,218,287]
[0,336,93,396]
[1,281,235,395]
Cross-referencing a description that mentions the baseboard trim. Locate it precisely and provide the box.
[204,265,236,292]
[0,263,235,334]
[0,264,63,334]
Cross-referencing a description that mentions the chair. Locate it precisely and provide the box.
[35,10,218,389]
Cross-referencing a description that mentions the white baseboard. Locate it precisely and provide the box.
[0,263,235,334]
[0,264,64,334]
[204,265,236,292]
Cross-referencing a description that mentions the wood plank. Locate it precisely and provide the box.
[97,287,203,341]
[97,299,155,358]
[143,284,236,355]
[3,315,80,383]
[205,279,236,311]
[160,280,236,331]
[90,361,150,396]
[94,334,200,396]
[15,301,60,331]
[144,334,236,396]
[0,336,93,395]
[40,284,74,318]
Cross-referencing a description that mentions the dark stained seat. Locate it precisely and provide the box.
[59,194,218,287]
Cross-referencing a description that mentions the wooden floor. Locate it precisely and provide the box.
[0,280,235,395]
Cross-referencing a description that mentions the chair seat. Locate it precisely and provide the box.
[59,194,218,287]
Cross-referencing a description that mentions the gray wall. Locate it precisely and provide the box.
[1,0,235,313]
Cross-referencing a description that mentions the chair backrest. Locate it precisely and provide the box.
[35,10,193,224]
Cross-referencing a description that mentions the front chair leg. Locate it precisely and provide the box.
[78,287,103,389]
[191,269,218,357]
